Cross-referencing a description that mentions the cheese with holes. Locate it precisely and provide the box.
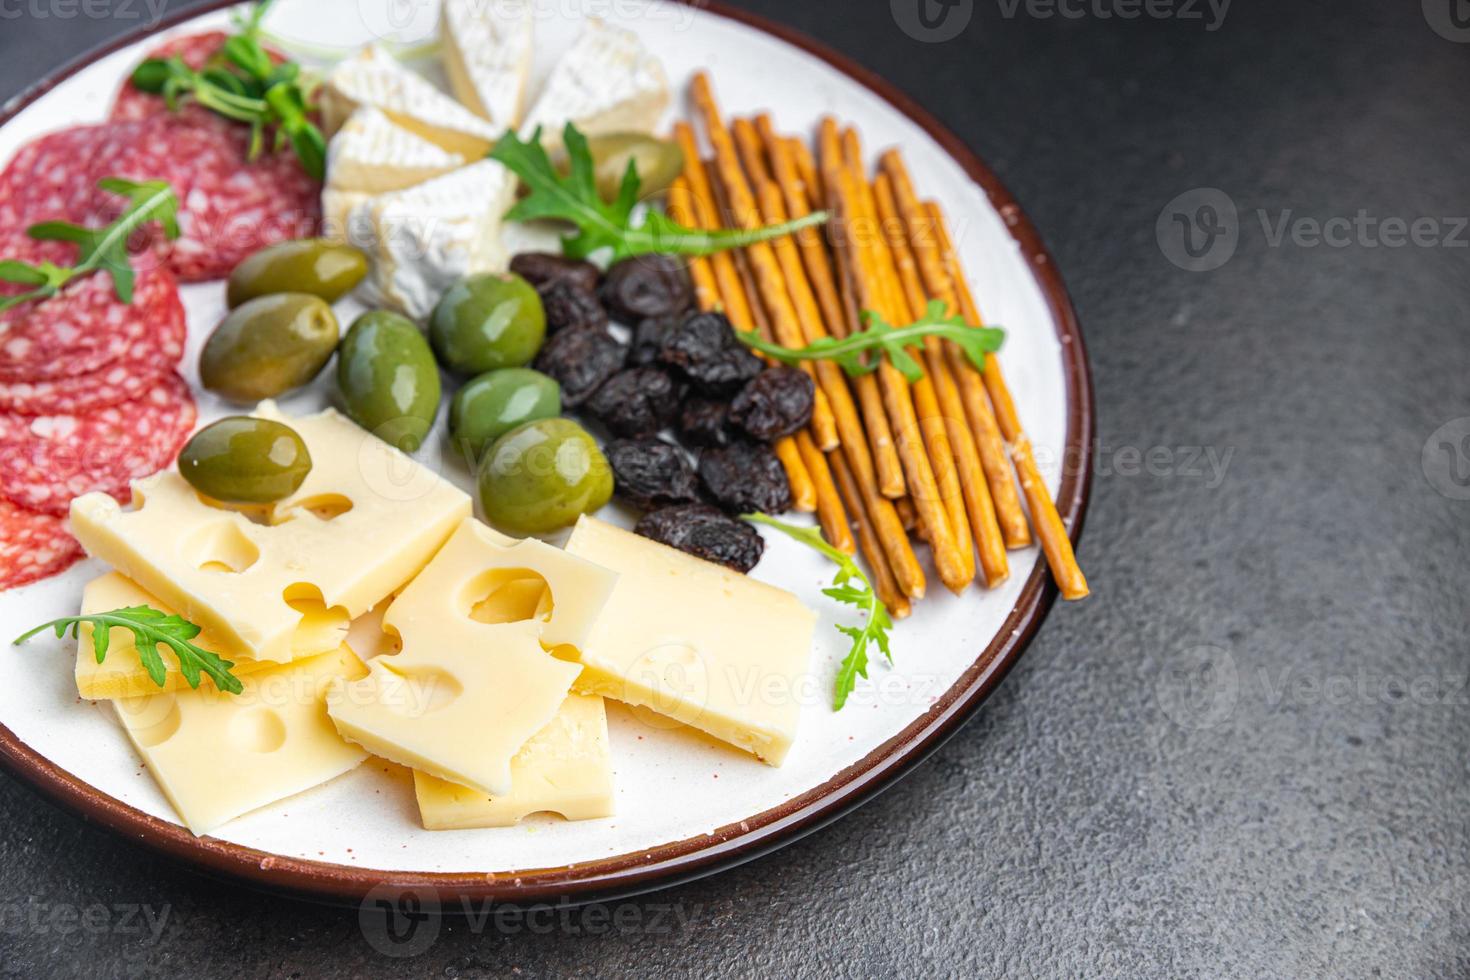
[75,572,276,700]
[115,644,369,835]
[346,160,516,319]
[520,18,669,149]
[327,106,467,196]
[319,44,499,158]
[413,693,614,829]
[565,516,816,766]
[441,0,534,129]
[68,404,470,664]
[325,518,615,795]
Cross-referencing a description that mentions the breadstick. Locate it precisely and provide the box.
[927,201,1090,600]
[667,177,719,310]
[829,448,910,620]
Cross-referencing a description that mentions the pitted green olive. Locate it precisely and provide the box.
[226,239,368,307]
[429,273,545,375]
[449,368,562,463]
[477,418,612,534]
[199,293,339,401]
[178,416,312,504]
[336,310,442,452]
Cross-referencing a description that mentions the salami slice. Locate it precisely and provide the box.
[110,32,236,123]
[0,499,83,590]
[0,234,184,384]
[0,373,196,517]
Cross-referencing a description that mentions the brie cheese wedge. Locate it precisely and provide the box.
[327,106,467,195]
[441,0,534,129]
[520,18,670,149]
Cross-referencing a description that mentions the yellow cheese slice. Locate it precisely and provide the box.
[74,572,276,700]
[564,516,817,766]
[412,693,614,829]
[69,404,470,664]
[326,518,616,796]
[114,644,369,835]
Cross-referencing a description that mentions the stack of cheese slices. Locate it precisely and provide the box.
[66,403,816,836]
[320,1,672,318]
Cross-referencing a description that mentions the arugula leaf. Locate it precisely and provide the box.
[14,605,243,695]
[490,123,829,263]
[745,513,894,711]
[737,298,1006,384]
[0,178,178,313]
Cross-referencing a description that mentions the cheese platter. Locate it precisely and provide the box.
[0,0,1092,905]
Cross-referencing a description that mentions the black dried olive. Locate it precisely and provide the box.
[678,396,732,448]
[539,279,608,334]
[729,367,816,441]
[600,254,693,322]
[698,441,792,514]
[657,310,764,397]
[532,327,628,408]
[509,252,600,294]
[627,315,679,367]
[635,503,765,572]
[605,438,701,510]
[584,366,680,437]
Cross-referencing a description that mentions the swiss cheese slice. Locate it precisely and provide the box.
[114,644,369,835]
[441,0,534,129]
[346,159,517,319]
[319,44,500,158]
[69,404,470,664]
[413,693,614,829]
[326,106,467,196]
[75,572,275,700]
[564,516,817,766]
[520,18,670,149]
[325,518,616,796]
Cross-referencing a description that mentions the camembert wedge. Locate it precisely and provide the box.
[326,106,467,196]
[441,0,534,129]
[520,18,670,149]
[565,516,817,766]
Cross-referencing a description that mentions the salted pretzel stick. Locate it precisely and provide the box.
[814,120,907,499]
[880,153,1030,550]
[874,173,1008,588]
[829,448,910,620]
[832,129,970,593]
[667,177,719,309]
[927,201,1090,600]
[789,137,823,211]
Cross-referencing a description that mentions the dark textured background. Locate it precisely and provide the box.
[2,1,1468,976]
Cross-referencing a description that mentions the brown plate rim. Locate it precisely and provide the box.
[0,0,1095,908]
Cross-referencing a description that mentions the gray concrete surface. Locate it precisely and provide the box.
[0,0,1467,976]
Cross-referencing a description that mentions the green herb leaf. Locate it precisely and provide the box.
[14,605,243,695]
[490,123,829,263]
[737,298,1006,384]
[744,513,894,711]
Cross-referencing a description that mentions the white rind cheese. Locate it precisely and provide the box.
[565,516,817,766]
[441,0,534,129]
[69,404,470,664]
[327,106,468,197]
[413,693,615,829]
[347,159,516,319]
[319,44,500,159]
[520,18,670,149]
[115,644,370,835]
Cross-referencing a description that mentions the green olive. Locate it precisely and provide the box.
[555,133,684,202]
[477,418,612,534]
[336,310,442,452]
[199,293,340,401]
[178,416,312,504]
[226,239,369,308]
[450,368,561,463]
[429,273,545,375]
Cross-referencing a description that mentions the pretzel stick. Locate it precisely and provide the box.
[829,448,910,620]
[832,128,971,593]
[895,495,918,532]
[880,153,1031,550]
[667,177,719,310]
[927,201,1090,600]
[875,173,1008,588]
[789,137,823,211]
[672,124,816,513]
